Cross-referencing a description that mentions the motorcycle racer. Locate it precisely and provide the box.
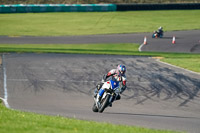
[94,64,127,102]
[152,26,164,38]
[156,26,164,36]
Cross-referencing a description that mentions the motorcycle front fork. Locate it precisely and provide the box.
[94,84,103,96]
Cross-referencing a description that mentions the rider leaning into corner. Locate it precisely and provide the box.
[156,26,164,36]
[94,64,127,105]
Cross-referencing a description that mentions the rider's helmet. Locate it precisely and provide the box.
[158,26,163,30]
[117,64,126,75]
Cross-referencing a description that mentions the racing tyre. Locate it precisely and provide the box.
[98,95,110,113]
[92,103,98,112]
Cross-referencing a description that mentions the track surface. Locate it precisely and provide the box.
[1,53,200,133]
[0,30,200,133]
[0,30,200,53]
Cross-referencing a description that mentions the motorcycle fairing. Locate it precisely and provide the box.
[110,80,119,90]
[102,81,111,90]
[98,88,105,97]
[98,80,119,97]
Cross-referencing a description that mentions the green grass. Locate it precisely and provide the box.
[162,58,200,72]
[0,43,200,72]
[0,10,200,36]
[0,101,180,133]
[0,43,139,54]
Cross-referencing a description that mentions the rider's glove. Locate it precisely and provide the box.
[101,79,105,83]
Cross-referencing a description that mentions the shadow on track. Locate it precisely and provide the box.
[19,55,200,107]
[125,61,200,107]
[104,112,200,120]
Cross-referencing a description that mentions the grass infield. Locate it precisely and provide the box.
[0,10,200,36]
[0,43,199,72]
[0,101,181,133]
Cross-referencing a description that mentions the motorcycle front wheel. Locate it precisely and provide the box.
[99,95,111,113]
[92,103,98,112]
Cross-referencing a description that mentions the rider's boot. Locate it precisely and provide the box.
[109,95,120,107]
[116,94,121,100]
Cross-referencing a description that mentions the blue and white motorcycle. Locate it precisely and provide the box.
[92,79,121,113]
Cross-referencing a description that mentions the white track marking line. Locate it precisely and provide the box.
[156,58,200,75]
[0,56,3,102]
[139,43,145,52]
[1,54,10,108]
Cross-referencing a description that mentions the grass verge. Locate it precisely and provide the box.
[0,10,200,36]
[0,100,180,133]
[0,43,200,72]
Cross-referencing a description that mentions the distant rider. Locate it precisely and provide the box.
[156,26,163,37]
[94,64,127,103]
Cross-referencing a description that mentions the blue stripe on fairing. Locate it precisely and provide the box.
[110,80,119,90]
[98,88,105,97]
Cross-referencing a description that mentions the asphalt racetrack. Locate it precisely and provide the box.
[0,30,200,133]
[0,30,200,53]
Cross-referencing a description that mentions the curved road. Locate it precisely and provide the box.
[0,30,200,133]
[0,30,200,53]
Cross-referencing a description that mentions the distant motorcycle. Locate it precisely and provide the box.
[92,79,121,113]
[152,31,163,38]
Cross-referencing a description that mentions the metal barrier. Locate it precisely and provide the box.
[116,3,200,11]
[0,4,117,13]
[1,3,199,13]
